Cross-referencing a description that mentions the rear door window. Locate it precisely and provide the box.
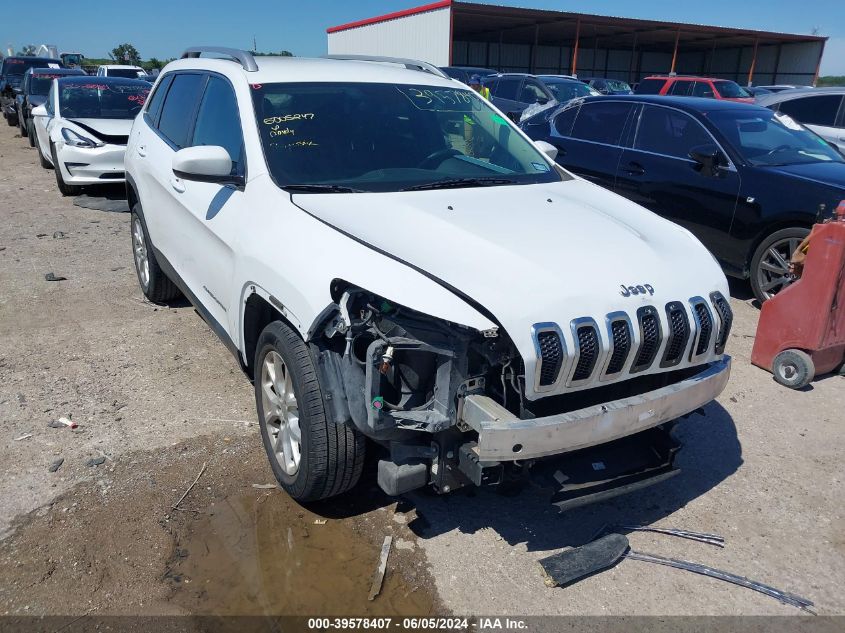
[692,81,716,98]
[777,95,843,127]
[144,74,172,127]
[519,80,549,104]
[634,105,712,158]
[191,75,244,175]
[635,78,665,94]
[157,73,205,149]
[553,105,580,136]
[494,78,521,101]
[571,102,633,145]
[670,80,693,96]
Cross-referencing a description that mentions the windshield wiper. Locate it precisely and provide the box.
[284,184,366,193]
[402,177,517,191]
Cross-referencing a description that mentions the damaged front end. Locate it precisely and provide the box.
[309,282,730,507]
[310,282,522,496]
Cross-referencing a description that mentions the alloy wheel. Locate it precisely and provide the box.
[260,350,302,475]
[755,236,802,300]
[131,217,149,290]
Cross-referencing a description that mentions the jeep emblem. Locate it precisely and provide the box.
[620,284,654,297]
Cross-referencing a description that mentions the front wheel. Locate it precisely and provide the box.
[750,227,810,303]
[51,143,82,196]
[255,321,365,501]
[27,119,35,147]
[19,114,27,137]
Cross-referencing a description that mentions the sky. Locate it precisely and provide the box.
[4,0,844,74]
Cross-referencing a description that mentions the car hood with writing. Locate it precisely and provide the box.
[294,177,729,397]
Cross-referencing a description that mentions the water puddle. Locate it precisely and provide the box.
[166,490,436,615]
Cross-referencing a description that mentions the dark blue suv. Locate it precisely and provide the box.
[521,95,845,302]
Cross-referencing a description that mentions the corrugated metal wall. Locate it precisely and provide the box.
[327,7,451,66]
[452,39,823,85]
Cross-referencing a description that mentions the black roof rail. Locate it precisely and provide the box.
[323,54,448,79]
[181,47,258,72]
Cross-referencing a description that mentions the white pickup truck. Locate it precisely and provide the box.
[125,48,732,507]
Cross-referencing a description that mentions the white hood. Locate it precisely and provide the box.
[295,178,729,398]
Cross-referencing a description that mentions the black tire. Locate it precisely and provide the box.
[51,143,82,196]
[19,113,27,137]
[255,320,365,502]
[5,112,16,126]
[130,207,181,303]
[36,133,52,168]
[27,119,35,147]
[750,227,810,303]
[772,349,815,389]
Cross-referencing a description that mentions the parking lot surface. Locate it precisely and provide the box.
[0,124,843,617]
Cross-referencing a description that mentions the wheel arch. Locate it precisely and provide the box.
[241,286,304,379]
[744,217,814,273]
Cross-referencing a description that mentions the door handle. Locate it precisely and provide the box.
[170,176,185,193]
[623,161,645,176]
[137,144,147,157]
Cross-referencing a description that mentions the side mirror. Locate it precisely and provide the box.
[31,105,47,117]
[536,96,549,105]
[689,144,724,176]
[172,146,241,185]
[534,140,558,161]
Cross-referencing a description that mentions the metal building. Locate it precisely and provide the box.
[326,0,827,86]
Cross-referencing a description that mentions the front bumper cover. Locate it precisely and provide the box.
[459,357,731,461]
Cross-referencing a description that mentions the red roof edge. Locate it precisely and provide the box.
[327,0,452,34]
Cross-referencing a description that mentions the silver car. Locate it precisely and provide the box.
[755,87,845,152]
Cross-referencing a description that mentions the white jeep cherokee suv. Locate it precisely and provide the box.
[126,48,732,507]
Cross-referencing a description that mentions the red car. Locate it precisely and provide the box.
[635,76,754,103]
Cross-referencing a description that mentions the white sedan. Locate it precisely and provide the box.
[31,76,150,195]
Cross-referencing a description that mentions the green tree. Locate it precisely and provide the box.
[17,44,36,56]
[110,43,141,65]
[147,57,164,70]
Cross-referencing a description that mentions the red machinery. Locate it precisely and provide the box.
[752,204,845,389]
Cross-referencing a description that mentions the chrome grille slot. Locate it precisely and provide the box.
[605,319,631,375]
[572,324,600,382]
[631,306,661,373]
[710,291,733,355]
[691,300,714,357]
[537,330,563,386]
[661,302,690,367]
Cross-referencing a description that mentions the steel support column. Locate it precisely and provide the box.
[747,38,759,86]
[669,28,681,75]
[571,18,581,76]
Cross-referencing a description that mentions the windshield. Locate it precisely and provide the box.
[541,79,593,101]
[31,74,64,95]
[3,58,58,77]
[58,81,150,119]
[714,81,751,98]
[709,109,844,166]
[107,68,143,79]
[606,80,632,93]
[252,82,560,193]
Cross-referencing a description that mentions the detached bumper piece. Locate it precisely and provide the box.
[533,424,680,512]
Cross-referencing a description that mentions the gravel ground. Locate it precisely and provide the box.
[0,123,842,619]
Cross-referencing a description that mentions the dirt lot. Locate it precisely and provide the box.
[0,122,843,621]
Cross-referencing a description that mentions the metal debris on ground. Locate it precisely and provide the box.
[172,462,207,510]
[368,535,393,601]
[625,550,814,612]
[48,458,64,473]
[53,231,66,239]
[44,272,67,282]
[539,533,629,587]
[314,519,327,525]
[13,433,33,441]
[614,525,725,548]
[85,456,106,467]
[251,483,276,489]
